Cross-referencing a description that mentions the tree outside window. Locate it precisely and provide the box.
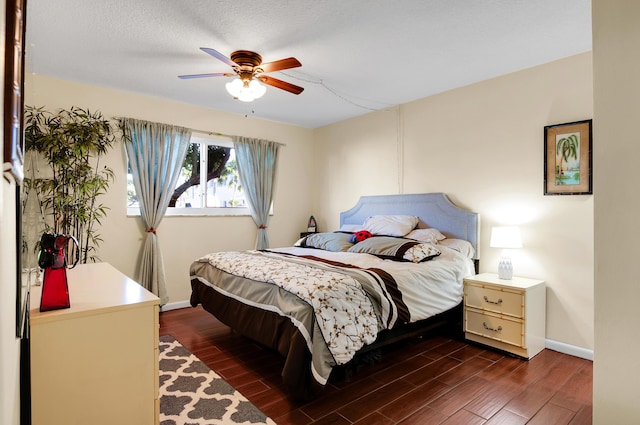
[127,136,247,214]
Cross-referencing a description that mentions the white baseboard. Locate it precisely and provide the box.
[160,300,192,312]
[546,338,593,361]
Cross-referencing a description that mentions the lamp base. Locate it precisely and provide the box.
[497,256,513,280]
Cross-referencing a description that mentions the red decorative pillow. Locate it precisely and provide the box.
[350,230,372,243]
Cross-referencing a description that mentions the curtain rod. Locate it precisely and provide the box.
[189,128,235,139]
[115,117,234,139]
[190,128,286,147]
[116,118,285,146]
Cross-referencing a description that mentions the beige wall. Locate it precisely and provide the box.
[25,75,316,303]
[314,52,594,352]
[0,177,20,425]
[593,0,640,422]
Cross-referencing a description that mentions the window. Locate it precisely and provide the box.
[127,135,249,216]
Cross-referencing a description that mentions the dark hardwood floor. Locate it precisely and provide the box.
[159,306,592,425]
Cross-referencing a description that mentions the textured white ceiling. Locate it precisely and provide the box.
[25,0,592,128]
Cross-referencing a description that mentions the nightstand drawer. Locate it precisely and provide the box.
[465,309,524,348]
[465,283,523,318]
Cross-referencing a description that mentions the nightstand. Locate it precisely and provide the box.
[464,273,545,359]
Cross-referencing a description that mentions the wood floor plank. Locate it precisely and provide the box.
[337,379,416,422]
[377,379,451,422]
[484,409,528,425]
[503,382,555,419]
[464,379,523,419]
[403,356,462,386]
[439,408,486,425]
[235,379,271,398]
[396,406,448,425]
[300,375,386,420]
[369,352,442,383]
[423,339,468,359]
[448,344,488,361]
[527,403,576,425]
[508,350,563,380]
[352,412,396,425]
[426,376,491,417]
[475,355,524,381]
[568,404,593,425]
[549,362,593,412]
[534,352,586,392]
[436,355,494,386]
[273,408,314,425]
[308,412,351,425]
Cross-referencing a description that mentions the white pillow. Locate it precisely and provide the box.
[438,238,475,259]
[363,215,419,237]
[339,224,363,233]
[405,228,446,244]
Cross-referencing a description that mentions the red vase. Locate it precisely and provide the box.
[40,265,71,312]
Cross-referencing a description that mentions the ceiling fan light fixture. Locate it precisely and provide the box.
[225,77,266,102]
[181,48,303,98]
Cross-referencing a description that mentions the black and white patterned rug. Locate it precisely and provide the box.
[159,335,277,425]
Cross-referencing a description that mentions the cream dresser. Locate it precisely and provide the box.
[464,273,545,359]
[29,262,160,425]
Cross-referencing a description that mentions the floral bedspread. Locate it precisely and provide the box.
[200,250,400,365]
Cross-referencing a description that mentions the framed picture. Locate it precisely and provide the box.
[544,119,592,195]
[3,0,26,184]
[4,0,28,338]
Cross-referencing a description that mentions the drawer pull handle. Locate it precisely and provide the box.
[483,296,502,305]
[483,322,502,333]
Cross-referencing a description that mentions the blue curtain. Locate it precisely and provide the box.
[120,118,191,304]
[233,136,281,250]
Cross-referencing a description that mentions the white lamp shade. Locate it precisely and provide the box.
[225,78,266,102]
[490,226,522,249]
[249,79,266,98]
[225,78,243,97]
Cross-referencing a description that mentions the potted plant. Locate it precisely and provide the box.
[24,106,116,263]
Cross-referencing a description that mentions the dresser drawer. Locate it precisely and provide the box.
[465,283,523,318]
[465,309,524,348]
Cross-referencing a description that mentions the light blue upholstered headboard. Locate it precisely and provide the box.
[340,193,480,260]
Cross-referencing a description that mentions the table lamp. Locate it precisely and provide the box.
[490,226,522,280]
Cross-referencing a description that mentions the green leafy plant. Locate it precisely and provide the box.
[217,158,243,205]
[24,106,116,263]
[555,134,579,177]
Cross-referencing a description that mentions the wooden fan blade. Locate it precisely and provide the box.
[257,75,304,95]
[200,47,237,67]
[260,57,302,73]
[178,72,234,79]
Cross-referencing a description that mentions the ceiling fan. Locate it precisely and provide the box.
[178,48,304,102]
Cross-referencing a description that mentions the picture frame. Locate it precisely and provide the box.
[544,119,592,196]
[3,0,26,185]
[4,0,28,338]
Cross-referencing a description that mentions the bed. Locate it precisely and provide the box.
[189,192,479,398]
